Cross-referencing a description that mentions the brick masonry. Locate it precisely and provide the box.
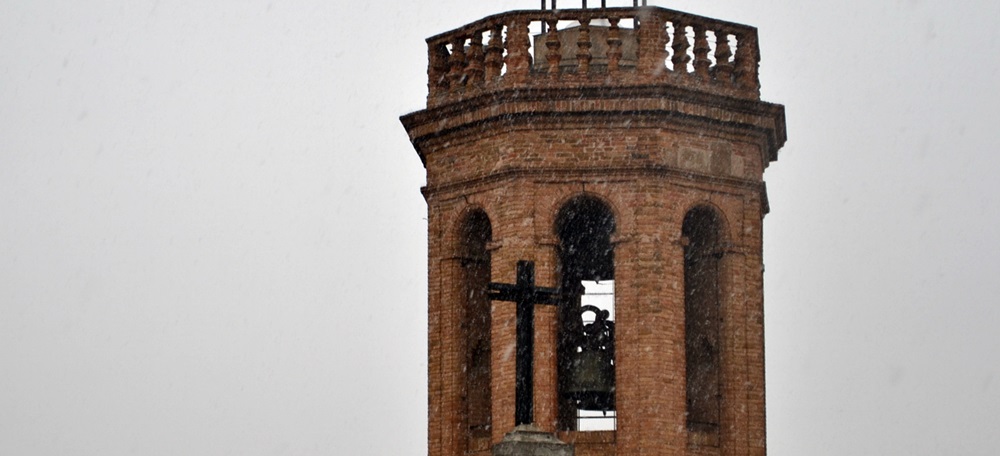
[402,7,786,456]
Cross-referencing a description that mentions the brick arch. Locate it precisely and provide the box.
[448,205,494,257]
[678,200,733,246]
[554,194,617,281]
[554,193,616,235]
[533,189,636,244]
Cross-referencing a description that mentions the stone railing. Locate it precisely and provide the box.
[424,7,761,108]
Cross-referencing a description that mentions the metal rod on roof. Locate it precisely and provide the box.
[541,0,546,34]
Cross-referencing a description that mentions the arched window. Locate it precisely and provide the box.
[682,206,723,440]
[459,210,492,450]
[555,196,616,431]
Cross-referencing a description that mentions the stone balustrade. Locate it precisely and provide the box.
[424,7,761,107]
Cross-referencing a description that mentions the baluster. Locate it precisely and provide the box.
[447,37,468,91]
[576,17,593,75]
[607,17,623,76]
[734,31,760,93]
[484,25,505,83]
[545,19,561,80]
[692,24,711,80]
[636,10,667,80]
[504,18,532,85]
[713,30,734,84]
[428,42,451,98]
[466,32,485,87]
[671,21,690,74]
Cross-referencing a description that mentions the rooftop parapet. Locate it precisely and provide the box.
[424,6,762,108]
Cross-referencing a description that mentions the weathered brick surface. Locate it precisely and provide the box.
[402,8,785,456]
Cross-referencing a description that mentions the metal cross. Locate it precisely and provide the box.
[488,260,561,426]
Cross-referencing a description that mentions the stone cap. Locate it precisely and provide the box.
[492,425,574,456]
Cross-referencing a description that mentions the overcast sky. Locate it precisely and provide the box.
[2,1,999,455]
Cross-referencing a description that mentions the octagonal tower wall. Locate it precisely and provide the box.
[402,6,786,456]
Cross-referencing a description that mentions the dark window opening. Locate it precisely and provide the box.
[556,196,616,431]
[683,207,723,440]
[460,210,492,449]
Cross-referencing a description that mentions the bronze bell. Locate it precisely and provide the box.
[565,305,616,411]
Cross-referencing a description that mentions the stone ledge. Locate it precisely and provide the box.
[492,424,574,456]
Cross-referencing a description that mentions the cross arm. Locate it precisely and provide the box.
[487,283,561,305]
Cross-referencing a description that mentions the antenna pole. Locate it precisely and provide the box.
[541,0,546,34]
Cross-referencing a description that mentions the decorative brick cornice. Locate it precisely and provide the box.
[401,84,786,167]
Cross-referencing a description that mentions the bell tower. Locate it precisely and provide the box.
[401,3,786,456]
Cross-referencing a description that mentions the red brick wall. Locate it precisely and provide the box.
[402,7,786,445]
[409,104,778,455]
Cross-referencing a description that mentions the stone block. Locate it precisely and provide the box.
[492,425,574,456]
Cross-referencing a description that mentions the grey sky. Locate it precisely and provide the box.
[2,0,998,455]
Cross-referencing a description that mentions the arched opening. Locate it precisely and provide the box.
[555,195,616,431]
[459,210,492,450]
[682,206,724,441]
